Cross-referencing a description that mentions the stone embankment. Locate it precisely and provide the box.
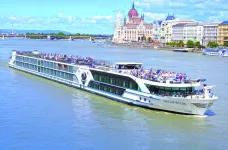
[105,41,202,53]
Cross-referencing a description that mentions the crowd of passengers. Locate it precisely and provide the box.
[17,51,103,67]
[154,89,206,98]
[123,68,190,83]
[18,51,192,83]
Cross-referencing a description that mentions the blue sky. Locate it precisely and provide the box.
[0,0,227,34]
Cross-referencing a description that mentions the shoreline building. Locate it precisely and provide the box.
[159,14,194,43]
[112,2,153,43]
[202,23,219,46]
[174,22,219,46]
[183,23,204,45]
[218,21,228,45]
[153,21,162,41]
[172,23,188,42]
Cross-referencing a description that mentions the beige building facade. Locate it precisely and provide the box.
[218,21,228,45]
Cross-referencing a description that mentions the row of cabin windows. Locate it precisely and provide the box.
[16,55,74,73]
[15,61,73,81]
[40,61,73,73]
[16,56,37,64]
[40,67,73,81]
[89,81,125,96]
[93,73,140,91]
[15,61,37,71]
[145,84,195,96]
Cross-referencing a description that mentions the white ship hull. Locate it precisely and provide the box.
[9,61,216,116]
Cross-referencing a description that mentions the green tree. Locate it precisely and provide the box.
[208,41,219,48]
[166,42,170,46]
[195,41,201,48]
[143,36,147,41]
[57,32,65,36]
[223,42,228,47]
[170,42,177,47]
[148,37,152,42]
[178,40,184,47]
[187,40,194,48]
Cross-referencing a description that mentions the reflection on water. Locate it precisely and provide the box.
[0,39,228,150]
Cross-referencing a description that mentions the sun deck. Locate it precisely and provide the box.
[15,51,204,85]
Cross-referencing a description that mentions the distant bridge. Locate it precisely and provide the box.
[0,34,112,40]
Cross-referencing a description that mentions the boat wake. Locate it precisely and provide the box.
[185,110,215,118]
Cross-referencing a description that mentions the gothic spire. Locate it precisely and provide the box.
[132,0,135,8]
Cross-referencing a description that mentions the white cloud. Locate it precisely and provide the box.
[195,3,204,8]
[2,0,228,34]
[144,12,166,20]
[9,16,17,20]
[58,13,64,17]
[93,15,112,20]
[135,0,228,22]
[168,2,186,7]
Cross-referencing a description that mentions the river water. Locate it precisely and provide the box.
[0,39,227,150]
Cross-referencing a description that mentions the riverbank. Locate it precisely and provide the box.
[105,41,202,53]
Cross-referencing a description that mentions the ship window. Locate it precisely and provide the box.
[110,87,113,93]
[144,98,146,101]
[104,76,109,83]
[132,82,137,90]
[90,70,139,91]
[112,78,116,85]
[116,79,121,86]
[165,87,171,90]
[94,74,97,80]
[180,88,186,91]
[104,86,107,91]
[95,84,99,89]
[140,97,141,100]
[100,85,104,90]
[159,87,165,90]
[110,78,113,84]
[172,87,179,91]
[115,89,119,95]
[107,87,110,92]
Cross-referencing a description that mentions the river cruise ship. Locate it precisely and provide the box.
[9,50,218,115]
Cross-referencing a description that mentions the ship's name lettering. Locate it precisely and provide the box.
[163,100,186,105]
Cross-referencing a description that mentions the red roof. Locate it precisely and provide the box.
[128,8,139,18]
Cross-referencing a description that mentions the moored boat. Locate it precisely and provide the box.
[173,48,189,52]
[220,49,228,57]
[202,48,220,56]
[9,50,218,115]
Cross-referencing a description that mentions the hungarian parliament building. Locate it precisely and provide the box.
[113,2,228,46]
